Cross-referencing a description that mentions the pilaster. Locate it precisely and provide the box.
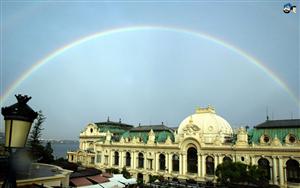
[197,154,201,177]
[179,153,183,175]
[183,153,187,175]
[272,157,278,185]
[278,157,284,186]
[168,153,172,173]
[201,154,206,177]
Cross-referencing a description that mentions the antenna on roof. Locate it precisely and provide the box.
[161,122,164,125]
[266,106,269,121]
[107,116,110,122]
[119,118,121,123]
[271,112,274,120]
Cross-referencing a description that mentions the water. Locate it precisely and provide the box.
[50,142,78,159]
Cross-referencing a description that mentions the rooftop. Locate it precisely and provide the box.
[255,119,300,129]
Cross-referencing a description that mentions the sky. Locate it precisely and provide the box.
[0,1,299,140]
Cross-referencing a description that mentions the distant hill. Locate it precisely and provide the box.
[41,139,79,144]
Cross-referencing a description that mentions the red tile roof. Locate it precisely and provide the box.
[70,177,93,187]
[87,175,109,183]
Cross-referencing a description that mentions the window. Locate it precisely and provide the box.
[126,152,131,167]
[223,156,232,163]
[286,134,297,144]
[260,134,271,144]
[258,158,271,180]
[114,151,119,165]
[172,154,179,172]
[187,147,197,173]
[286,159,300,183]
[91,157,95,164]
[148,159,153,170]
[105,156,108,165]
[159,154,166,170]
[90,128,93,133]
[96,153,101,163]
[206,156,214,175]
[138,153,144,168]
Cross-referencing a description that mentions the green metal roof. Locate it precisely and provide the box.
[120,124,174,143]
[249,127,300,144]
[95,120,133,134]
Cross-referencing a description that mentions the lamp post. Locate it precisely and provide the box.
[1,94,38,188]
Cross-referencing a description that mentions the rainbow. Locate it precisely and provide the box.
[1,25,299,105]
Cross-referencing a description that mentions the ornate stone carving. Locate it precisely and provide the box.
[165,136,172,145]
[147,129,155,144]
[235,127,248,146]
[183,123,200,134]
[271,135,282,146]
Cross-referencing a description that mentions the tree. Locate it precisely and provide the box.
[27,111,54,164]
[28,111,46,160]
[39,142,54,163]
[121,166,131,179]
[216,161,269,187]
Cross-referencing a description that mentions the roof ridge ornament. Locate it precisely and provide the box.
[196,105,216,114]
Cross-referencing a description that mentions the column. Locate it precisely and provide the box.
[155,153,159,172]
[250,156,255,165]
[179,153,183,175]
[278,157,284,186]
[218,155,222,165]
[201,155,206,177]
[110,151,113,167]
[272,157,278,185]
[214,155,218,173]
[144,154,147,170]
[183,154,187,175]
[168,153,172,173]
[120,151,123,168]
[197,154,201,177]
[131,151,135,169]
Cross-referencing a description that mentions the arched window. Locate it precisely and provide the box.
[114,151,119,166]
[187,147,197,173]
[258,158,271,180]
[223,156,232,163]
[286,159,300,183]
[126,152,131,167]
[172,154,179,172]
[159,154,166,170]
[138,153,144,168]
[206,156,214,175]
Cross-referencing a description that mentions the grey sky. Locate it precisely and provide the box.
[1,1,299,139]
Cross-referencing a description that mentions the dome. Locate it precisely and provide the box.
[177,106,233,144]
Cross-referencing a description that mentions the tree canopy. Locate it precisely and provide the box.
[216,161,270,187]
[27,111,54,163]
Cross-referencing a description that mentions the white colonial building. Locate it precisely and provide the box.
[67,106,300,187]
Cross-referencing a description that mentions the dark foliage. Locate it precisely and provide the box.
[27,111,54,164]
[216,161,269,187]
[121,166,131,179]
[105,168,120,174]
[28,111,45,160]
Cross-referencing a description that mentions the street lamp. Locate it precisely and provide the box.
[1,94,38,188]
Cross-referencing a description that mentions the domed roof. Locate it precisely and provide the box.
[178,106,233,144]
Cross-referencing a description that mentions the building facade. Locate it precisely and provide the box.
[67,106,300,187]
